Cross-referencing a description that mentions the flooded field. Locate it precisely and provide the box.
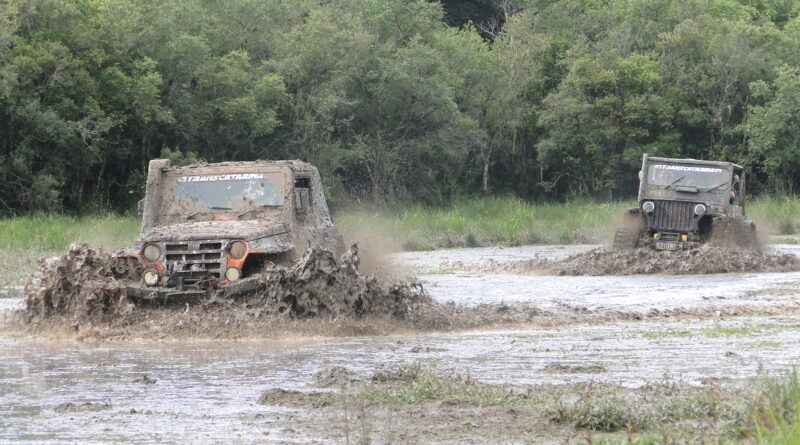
[3,244,800,443]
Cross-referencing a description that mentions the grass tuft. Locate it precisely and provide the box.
[358,362,534,406]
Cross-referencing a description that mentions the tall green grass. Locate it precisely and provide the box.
[338,195,800,251]
[750,370,800,444]
[338,197,632,250]
[0,213,139,251]
[0,214,139,289]
[749,195,800,236]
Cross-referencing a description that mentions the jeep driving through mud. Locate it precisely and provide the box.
[613,154,756,250]
[118,159,343,299]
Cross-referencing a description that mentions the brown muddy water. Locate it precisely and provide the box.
[3,244,800,443]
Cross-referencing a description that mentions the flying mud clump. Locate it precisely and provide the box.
[260,244,429,319]
[23,243,138,324]
[548,245,800,276]
[21,243,430,334]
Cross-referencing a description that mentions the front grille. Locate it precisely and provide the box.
[164,240,225,287]
[651,200,695,232]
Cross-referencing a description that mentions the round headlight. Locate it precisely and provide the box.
[143,270,159,286]
[229,241,247,259]
[642,201,655,213]
[225,267,241,282]
[694,204,707,215]
[143,244,161,262]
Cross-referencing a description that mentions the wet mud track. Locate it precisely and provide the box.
[401,244,800,309]
[3,244,800,443]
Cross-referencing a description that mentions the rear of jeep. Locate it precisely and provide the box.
[121,159,341,300]
[613,154,754,250]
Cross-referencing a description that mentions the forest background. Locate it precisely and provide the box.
[1,0,800,213]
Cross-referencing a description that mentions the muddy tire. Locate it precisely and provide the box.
[613,228,638,250]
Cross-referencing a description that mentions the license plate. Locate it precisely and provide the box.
[655,242,679,250]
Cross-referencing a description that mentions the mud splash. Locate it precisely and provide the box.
[23,243,138,324]
[262,245,429,319]
[452,245,800,276]
[19,243,430,338]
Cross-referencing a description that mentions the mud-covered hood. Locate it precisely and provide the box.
[141,220,289,242]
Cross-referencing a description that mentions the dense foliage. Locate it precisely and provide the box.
[0,0,799,212]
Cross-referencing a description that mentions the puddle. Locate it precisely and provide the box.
[419,270,800,309]
[2,315,800,442]
[394,244,600,272]
[3,243,800,442]
[398,244,800,310]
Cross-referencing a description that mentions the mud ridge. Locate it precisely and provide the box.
[450,245,800,276]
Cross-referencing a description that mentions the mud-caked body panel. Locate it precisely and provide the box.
[121,159,343,298]
[614,154,755,250]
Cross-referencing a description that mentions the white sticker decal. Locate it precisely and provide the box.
[653,165,723,173]
[177,173,264,183]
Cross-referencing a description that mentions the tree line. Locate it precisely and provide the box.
[0,0,799,213]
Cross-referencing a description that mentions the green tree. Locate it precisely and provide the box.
[745,66,800,191]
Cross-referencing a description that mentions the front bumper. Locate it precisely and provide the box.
[126,276,263,302]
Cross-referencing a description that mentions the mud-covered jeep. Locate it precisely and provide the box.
[118,159,343,299]
[613,154,756,250]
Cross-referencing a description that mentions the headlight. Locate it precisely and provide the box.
[229,241,247,259]
[143,244,161,262]
[225,267,241,282]
[694,204,707,215]
[143,270,159,286]
[642,201,655,212]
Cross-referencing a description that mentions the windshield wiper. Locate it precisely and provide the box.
[703,182,729,193]
[210,206,232,210]
[660,175,686,189]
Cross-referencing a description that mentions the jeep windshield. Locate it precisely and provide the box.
[647,164,730,191]
[160,172,285,220]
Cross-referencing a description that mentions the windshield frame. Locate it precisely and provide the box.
[645,163,732,192]
[157,167,289,223]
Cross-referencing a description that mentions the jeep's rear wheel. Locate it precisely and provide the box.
[613,228,639,250]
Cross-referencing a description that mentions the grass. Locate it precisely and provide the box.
[638,329,694,339]
[744,286,800,298]
[338,194,800,251]
[343,363,800,443]
[0,213,139,289]
[337,197,630,250]
[749,195,800,236]
[548,370,800,443]
[357,362,535,406]
[752,370,800,444]
[637,325,760,339]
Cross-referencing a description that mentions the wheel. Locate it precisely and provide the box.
[613,228,638,250]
